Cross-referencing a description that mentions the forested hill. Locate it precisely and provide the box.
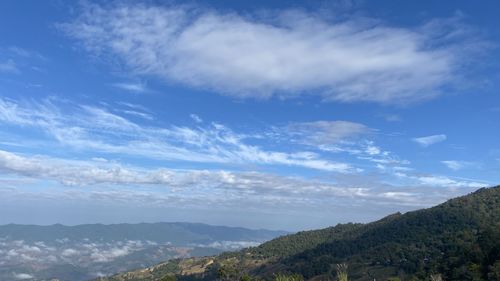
[278,186,500,280]
[95,186,500,281]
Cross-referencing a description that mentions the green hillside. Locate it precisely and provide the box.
[282,186,500,280]
[95,186,500,281]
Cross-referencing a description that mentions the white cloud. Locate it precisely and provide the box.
[0,98,355,173]
[117,102,149,112]
[5,46,47,61]
[380,191,416,201]
[318,138,410,168]
[116,102,153,120]
[60,3,478,104]
[0,59,19,74]
[61,248,79,257]
[8,47,32,57]
[382,114,401,122]
[417,175,484,188]
[0,238,164,273]
[0,149,487,210]
[0,149,207,186]
[13,273,34,280]
[89,246,132,263]
[111,82,148,93]
[441,160,475,170]
[190,114,203,123]
[393,166,413,172]
[275,122,410,168]
[412,134,447,147]
[0,149,359,196]
[287,120,370,146]
[195,240,260,250]
[119,109,153,120]
[365,145,381,156]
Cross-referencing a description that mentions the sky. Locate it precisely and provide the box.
[0,0,499,231]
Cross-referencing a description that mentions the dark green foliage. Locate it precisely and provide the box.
[218,186,500,280]
[280,186,500,280]
[161,275,177,281]
[217,264,239,281]
[250,223,363,259]
[274,273,303,281]
[94,186,500,281]
[240,274,253,281]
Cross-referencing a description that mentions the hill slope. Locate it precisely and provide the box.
[97,186,500,281]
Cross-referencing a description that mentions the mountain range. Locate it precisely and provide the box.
[0,222,287,281]
[95,186,500,281]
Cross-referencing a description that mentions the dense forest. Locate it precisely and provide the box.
[96,186,500,281]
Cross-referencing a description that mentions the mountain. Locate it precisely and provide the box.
[0,222,287,281]
[96,186,500,281]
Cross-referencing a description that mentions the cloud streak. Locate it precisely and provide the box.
[416,175,484,188]
[111,82,148,93]
[0,59,19,74]
[0,97,355,173]
[413,134,447,147]
[13,273,34,280]
[0,149,487,210]
[0,149,364,199]
[286,121,370,146]
[441,160,475,170]
[61,3,480,103]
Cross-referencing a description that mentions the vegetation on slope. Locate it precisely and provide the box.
[95,186,500,281]
[282,186,500,280]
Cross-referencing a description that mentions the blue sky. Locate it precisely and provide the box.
[0,0,499,231]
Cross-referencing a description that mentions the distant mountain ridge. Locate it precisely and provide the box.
[0,222,287,281]
[97,186,500,281]
[0,222,287,246]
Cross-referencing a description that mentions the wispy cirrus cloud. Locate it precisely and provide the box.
[190,114,203,123]
[441,160,477,170]
[0,46,48,75]
[0,97,355,173]
[416,175,484,188]
[0,149,361,197]
[115,101,154,120]
[111,82,148,93]
[413,134,447,147]
[0,59,19,74]
[119,109,154,120]
[0,96,489,211]
[280,121,409,166]
[381,114,401,122]
[286,120,370,146]
[60,3,482,104]
[0,149,484,209]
